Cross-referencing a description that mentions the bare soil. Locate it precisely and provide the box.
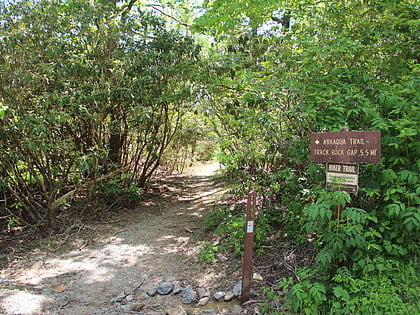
[0,162,235,315]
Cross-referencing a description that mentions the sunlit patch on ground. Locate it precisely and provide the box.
[0,291,52,315]
[0,162,227,314]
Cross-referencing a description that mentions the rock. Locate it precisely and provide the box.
[197,287,211,298]
[142,291,151,299]
[173,282,182,294]
[182,289,197,304]
[120,304,131,312]
[166,306,187,315]
[233,281,242,297]
[157,281,174,295]
[131,303,146,312]
[134,287,151,300]
[198,296,210,306]
[224,291,235,301]
[183,285,194,293]
[253,273,263,281]
[213,291,225,301]
[147,286,157,297]
[125,294,133,302]
[202,310,216,314]
[116,291,126,302]
[181,286,197,304]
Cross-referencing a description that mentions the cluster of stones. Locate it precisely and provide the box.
[111,280,254,314]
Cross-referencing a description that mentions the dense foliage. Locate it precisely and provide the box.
[0,0,418,313]
[195,0,419,313]
[0,0,201,227]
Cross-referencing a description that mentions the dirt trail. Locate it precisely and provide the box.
[0,162,228,314]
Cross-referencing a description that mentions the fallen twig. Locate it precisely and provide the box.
[241,299,269,306]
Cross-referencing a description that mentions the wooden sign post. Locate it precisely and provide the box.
[241,191,257,303]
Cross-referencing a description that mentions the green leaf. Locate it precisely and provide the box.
[0,103,8,119]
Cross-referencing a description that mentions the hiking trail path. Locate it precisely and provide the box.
[0,162,246,315]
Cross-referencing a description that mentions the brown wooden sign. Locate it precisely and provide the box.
[311,130,381,164]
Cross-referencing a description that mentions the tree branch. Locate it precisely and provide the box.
[51,168,126,209]
[148,5,189,27]
[121,0,138,20]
